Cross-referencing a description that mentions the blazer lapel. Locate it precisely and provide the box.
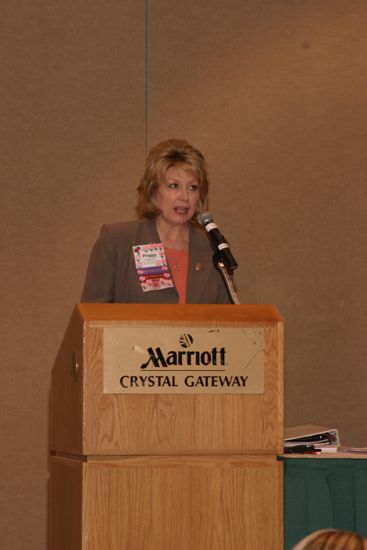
[186,222,213,304]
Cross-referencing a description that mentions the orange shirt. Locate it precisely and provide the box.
[164,247,189,304]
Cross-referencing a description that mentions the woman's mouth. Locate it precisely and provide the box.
[174,206,189,214]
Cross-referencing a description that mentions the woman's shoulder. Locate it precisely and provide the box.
[99,218,155,239]
[101,218,144,234]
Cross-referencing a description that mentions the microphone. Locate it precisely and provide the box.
[198,212,238,271]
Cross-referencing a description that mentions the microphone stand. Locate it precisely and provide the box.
[214,256,240,304]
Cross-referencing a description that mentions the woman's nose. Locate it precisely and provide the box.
[179,185,189,200]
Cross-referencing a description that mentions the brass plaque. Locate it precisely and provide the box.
[103,326,264,394]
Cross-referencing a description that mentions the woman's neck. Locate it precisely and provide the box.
[155,217,189,250]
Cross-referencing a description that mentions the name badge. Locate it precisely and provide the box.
[133,243,174,292]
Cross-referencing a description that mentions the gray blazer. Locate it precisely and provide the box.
[81,218,231,304]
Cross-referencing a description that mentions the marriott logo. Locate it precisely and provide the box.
[140,334,226,369]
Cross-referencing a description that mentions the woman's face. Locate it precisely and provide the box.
[154,165,200,227]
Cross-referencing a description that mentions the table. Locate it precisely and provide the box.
[280,454,367,549]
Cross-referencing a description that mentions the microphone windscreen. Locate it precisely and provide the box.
[197,211,213,226]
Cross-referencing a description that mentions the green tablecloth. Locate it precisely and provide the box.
[280,457,367,550]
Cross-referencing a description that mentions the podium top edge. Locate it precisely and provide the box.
[75,303,283,323]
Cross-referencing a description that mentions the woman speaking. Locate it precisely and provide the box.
[81,138,233,304]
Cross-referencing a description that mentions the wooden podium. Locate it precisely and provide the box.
[49,304,284,550]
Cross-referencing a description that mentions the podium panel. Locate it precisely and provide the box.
[49,454,283,550]
[49,304,284,550]
[50,304,283,456]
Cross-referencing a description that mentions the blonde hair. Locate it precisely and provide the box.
[136,138,209,220]
[292,529,367,550]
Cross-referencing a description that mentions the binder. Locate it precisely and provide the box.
[284,424,340,449]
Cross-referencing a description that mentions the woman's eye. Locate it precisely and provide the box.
[166,182,199,191]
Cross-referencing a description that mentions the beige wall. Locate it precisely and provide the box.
[1,1,367,548]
